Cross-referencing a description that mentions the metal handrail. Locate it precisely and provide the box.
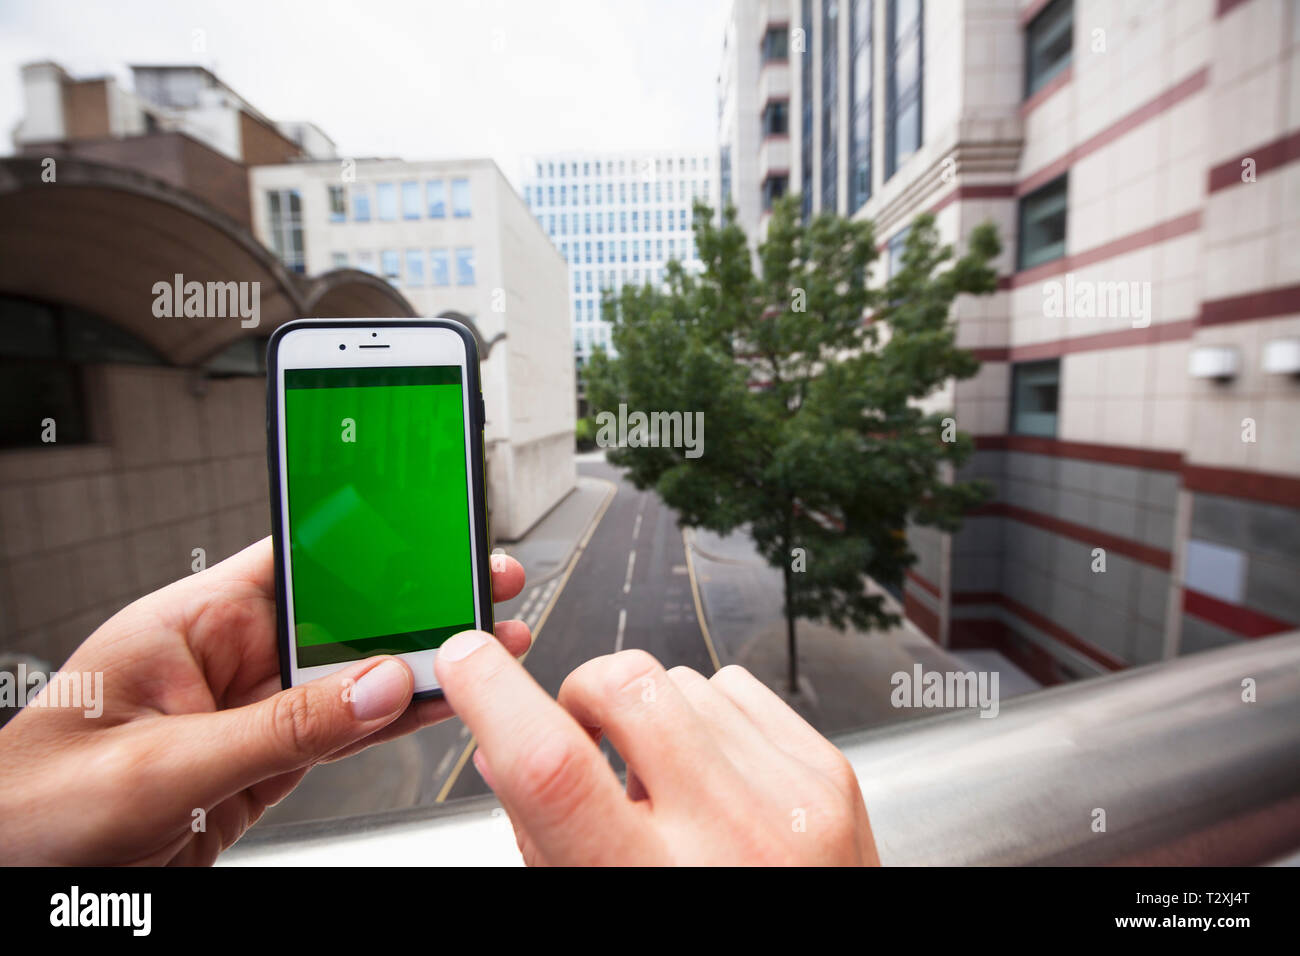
[222,632,1300,866]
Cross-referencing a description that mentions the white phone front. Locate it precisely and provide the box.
[266,319,492,699]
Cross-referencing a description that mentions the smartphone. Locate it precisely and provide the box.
[266,318,494,700]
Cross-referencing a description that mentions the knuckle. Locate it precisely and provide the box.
[712,664,755,687]
[513,738,589,826]
[270,688,330,759]
[828,751,861,796]
[606,648,663,697]
[666,664,705,684]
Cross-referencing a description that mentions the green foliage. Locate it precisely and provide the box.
[574,415,597,451]
[586,195,1001,638]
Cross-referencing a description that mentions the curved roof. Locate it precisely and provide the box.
[0,156,417,366]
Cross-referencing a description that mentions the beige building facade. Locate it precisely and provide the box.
[725,0,1300,682]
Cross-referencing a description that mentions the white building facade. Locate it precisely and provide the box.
[520,151,719,367]
[250,158,577,540]
[717,0,794,242]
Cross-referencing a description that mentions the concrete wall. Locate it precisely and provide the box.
[0,364,267,670]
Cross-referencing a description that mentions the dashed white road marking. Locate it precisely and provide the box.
[519,587,541,618]
[623,550,637,593]
[615,608,627,652]
[632,512,643,540]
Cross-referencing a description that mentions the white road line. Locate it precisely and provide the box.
[623,550,637,593]
[615,608,627,652]
[632,512,643,540]
[518,588,540,617]
[434,746,455,780]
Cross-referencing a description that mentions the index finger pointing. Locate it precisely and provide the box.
[434,631,653,865]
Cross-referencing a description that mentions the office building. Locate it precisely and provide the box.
[520,151,718,371]
[720,0,1300,681]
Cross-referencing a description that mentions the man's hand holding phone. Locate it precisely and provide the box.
[435,633,881,866]
[0,538,531,866]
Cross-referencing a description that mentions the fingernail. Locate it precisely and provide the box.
[351,659,410,721]
[440,630,492,662]
[490,554,506,573]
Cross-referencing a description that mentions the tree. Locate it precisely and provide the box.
[585,195,1001,693]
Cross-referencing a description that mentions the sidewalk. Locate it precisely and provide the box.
[489,473,614,632]
[493,473,611,583]
[688,526,979,737]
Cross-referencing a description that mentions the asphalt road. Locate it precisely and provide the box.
[437,457,715,800]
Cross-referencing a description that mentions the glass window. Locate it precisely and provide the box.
[850,0,873,212]
[0,298,99,448]
[452,178,472,217]
[376,183,397,221]
[886,0,923,180]
[405,249,424,286]
[401,181,421,219]
[1017,174,1068,269]
[762,100,790,137]
[330,251,347,268]
[357,250,376,274]
[455,246,476,285]
[1026,0,1073,98]
[427,180,446,217]
[380,249,400,282]
[267,189,305,273]
[352,185,371,222]
[1010,360,1061,437]
[759,25,785,61]
[762,175,789,212]
[328,185,346,223]
[430,249,451,286]
[887,227,910,277]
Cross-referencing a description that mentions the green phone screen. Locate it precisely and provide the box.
[284,365,475,667]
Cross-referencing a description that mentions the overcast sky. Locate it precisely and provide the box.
[0,0,729,185]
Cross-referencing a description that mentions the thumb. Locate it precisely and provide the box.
[152,656,415,809]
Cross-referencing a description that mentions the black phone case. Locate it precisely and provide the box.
[265,318,495,701]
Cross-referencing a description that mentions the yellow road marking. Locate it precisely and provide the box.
[435,476,618,803]
[682,528,722,673]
